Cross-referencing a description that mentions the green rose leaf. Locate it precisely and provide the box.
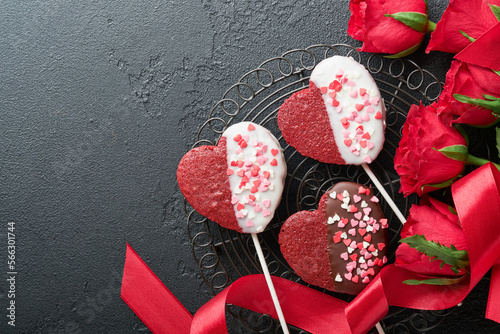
[400,234,469,274]
[385,12,429,33]
[434,144,469,162]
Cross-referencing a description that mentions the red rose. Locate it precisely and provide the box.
[426,0,500,54]
[395,196,468,277]
[394,102,467,197]
[436,60,500,126]
[348,0,432,57]
[436,23,500,126]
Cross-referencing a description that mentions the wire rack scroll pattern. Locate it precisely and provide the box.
[183,44,453,333]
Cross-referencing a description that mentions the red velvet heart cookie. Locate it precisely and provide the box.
[278,56,386,165]
[177,122,286,234]
[279,182,388,295]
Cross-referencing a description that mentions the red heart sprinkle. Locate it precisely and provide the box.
[359,140,367,148]
[362,132,371,139]
[359,88,367,96]
[249,195,256,201]
[364,235,372,243]
[350,254,358,261]
[358,228,366,236]
[344,139,352,146]
[239,139,247,148]
[333,235,341,243]
[236,203,245,211]
[379,218,388,226]
[233,134,242,142]
[343,238,352,246]
[328,91,336,99]
[349,205,357,213]
[375,111,383,119]
[253,180,261,187]
[331,99,340,107]
[367,268,375,276]
[271,148,279,156]
[263,171,270,179]
[337,193,344,201]
[251,186,258,193]
[378,243,385,250]
[368,244,376,252]
[320,86,328,94]
[247,124,256,131]
[231,161,238,166]
[270,158,277,166]
[355,104,364,111]
[227,168,234,175]
[352,275,359,283]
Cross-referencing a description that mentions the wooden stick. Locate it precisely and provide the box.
[251,233,290,334]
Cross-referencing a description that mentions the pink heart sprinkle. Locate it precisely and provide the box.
[262,209,271,217]
[370,196,379,203]
[364,99,371,106]
[351,219,359,227]
[366,106,374,113]
[344,273,353,281]
[348,228,356,236]
[362,277,370,284]
[340,252,348,261]
[360,263,368,270]
[254,205,262,212]
[371,97,379,105]
[353,195,361,203]
[363,156,372,163]
[363,208,372,215]
[355,116,363,123]
[354,212,362,220]
[335,105,343,113]
[362,114,370,122]
[246,220,254,227]
[262,199,271,208]
[343,130,350,138]
[367,141,375,149]
[346,80,355,87]
[367,259,375,267]
[359,221,367,228]
[350,90,358,98]
[338,220,346,228]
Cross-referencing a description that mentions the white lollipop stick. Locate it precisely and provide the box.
[251,233,290,334]
[362,163,407,225]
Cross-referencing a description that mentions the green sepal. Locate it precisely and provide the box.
[384,41,423,59]
[454,93,500,114]
[420,177,460,193]
[489,4,500,21]
[385,12,429,33]
[403,277,463,286]
[399,234,469,274]
[459,30,476,43]
[496,127,500,161]
[448,206,458,215]
[433,144,469,162]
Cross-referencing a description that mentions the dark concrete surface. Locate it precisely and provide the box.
[1,0,499,333]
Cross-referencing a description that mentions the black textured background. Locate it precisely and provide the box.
[1,0,500,333]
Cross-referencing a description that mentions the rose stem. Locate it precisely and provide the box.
[466,154,500,172]
[251,233,290,334]
[362,163,407,225]
[376,322,386,334]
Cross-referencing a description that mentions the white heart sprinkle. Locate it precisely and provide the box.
[361,201,368,208]
[335,274,343,282]
[348,247,355,254]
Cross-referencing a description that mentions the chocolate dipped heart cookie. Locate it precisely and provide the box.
[279,182,388,295]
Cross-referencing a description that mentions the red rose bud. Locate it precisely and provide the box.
[426,0,500,54]
[394,102,467,197]
[348,0,433,57]
[395,196,469,280]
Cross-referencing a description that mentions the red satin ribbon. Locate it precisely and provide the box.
[121,163,500,334]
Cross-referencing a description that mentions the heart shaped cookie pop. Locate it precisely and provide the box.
[177,122,286,234]
[278,55,386,165]
[279,182,388,295]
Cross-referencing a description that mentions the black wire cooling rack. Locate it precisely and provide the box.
[182,44,489,333]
